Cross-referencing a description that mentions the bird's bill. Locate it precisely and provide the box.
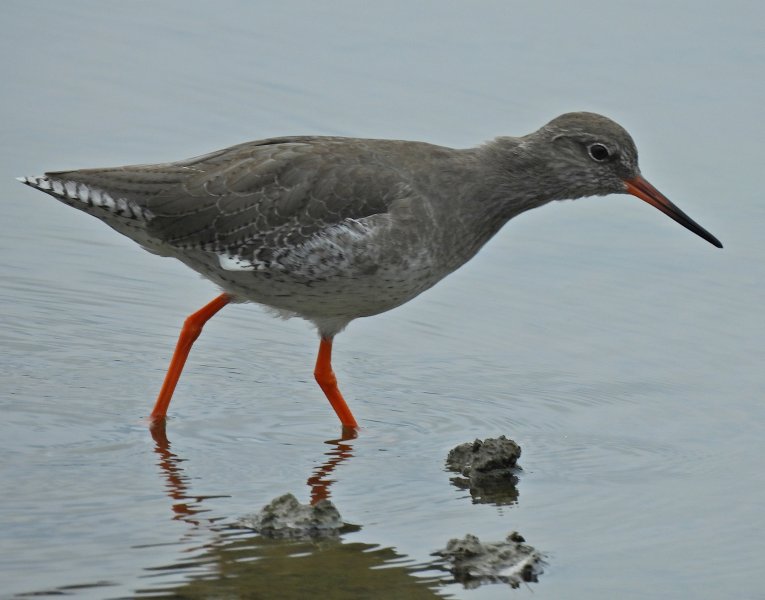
[624,176,723,248]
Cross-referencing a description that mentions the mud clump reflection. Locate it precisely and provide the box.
[433,532,543,589]
[238,493,355,540]
[446,435,521,504]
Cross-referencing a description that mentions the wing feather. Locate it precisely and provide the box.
[43,136,435,265]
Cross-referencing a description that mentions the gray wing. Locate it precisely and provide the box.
[45,136,410,262]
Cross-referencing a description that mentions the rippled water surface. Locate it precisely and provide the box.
[1,2,763,598]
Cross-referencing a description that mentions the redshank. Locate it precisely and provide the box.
[19,112,722,430]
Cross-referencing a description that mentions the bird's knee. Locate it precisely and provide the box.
[181,315,205,344]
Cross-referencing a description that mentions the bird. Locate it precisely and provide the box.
[18,112,722,430]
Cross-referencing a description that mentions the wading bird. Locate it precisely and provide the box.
[19,112,722,430]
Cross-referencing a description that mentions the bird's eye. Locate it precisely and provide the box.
[588,143,610,162]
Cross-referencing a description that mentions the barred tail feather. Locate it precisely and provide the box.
[17,175,151,222]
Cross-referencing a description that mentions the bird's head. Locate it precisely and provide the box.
[528,112,722,248]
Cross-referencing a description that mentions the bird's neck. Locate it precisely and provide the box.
[479,135,575,216]
[424,138,572,266]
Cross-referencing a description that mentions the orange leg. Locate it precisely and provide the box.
[314,337,359,429]
[150,293,231,421]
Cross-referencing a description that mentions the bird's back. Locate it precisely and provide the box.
[20,136,494,329]
[24,136,462,250]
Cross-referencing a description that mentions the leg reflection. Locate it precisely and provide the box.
[307,428,358,505]
[149,422,357,517]
[149,420,229,525]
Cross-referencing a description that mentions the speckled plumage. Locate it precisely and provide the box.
[20,112,665,336]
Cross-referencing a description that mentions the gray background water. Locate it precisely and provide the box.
[1,1,762,598]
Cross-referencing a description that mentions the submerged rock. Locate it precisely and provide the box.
[237,493,350,540]
[446,436,521,504]
[433,532,543,589]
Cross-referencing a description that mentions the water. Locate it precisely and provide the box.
[1,1,763,598]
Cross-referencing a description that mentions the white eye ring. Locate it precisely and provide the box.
[588,143,610,161]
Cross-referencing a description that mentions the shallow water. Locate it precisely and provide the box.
[1,1,764,598]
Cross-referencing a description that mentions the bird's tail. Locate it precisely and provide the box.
[16,172,174,256]
[17,174,152,223]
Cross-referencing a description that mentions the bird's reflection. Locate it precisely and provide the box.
[149,420,230,525]
[149,420,357,519]
[144,422,445,598]
[307,428,357,504]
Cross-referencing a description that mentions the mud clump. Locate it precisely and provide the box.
[446,436,521,504]
[433,532,544,589]
[237,493,351,540]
